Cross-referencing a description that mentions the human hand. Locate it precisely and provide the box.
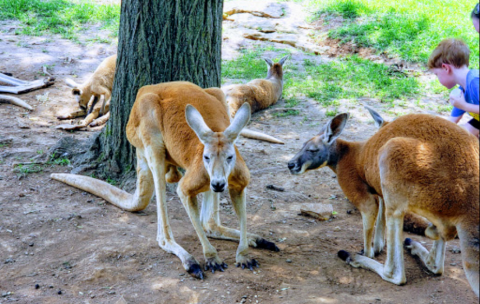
[449,88,467,109]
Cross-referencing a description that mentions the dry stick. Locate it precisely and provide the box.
[0,74,55,94]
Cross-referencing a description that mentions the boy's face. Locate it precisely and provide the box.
[431,64,457,89]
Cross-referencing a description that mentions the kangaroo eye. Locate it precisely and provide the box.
[227,155,234,161]
[204,155,210,161]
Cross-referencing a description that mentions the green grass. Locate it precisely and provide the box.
[308,0,479,68]
[285,55,420,104]
[222,47,421,107]
[14,164,43,175]
[0,0,120,40]
[222,46,291,82]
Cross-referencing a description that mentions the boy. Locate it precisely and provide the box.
[428,38,479,137]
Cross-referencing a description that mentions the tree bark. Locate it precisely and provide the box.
[100,0,224,176]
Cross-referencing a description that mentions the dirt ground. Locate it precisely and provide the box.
[0,2,477,304]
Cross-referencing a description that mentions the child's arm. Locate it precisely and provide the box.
[448,115,462,124]
[450,87,479,114]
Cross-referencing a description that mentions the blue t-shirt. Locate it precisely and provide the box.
[451,69,479,120]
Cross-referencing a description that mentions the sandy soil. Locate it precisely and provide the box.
[0,2,477,304]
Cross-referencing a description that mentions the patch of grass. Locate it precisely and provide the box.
[106,177,117,186]
[52,158,71,166]
[0,0,120,40]
[273,109,300,117]
[14,164,43,175]
[309,0,479,67]
[285,55,420,105]
[222,46,291,82]
[325,108,338,117]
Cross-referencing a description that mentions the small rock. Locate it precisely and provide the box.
[19,193,25,197]
[29,242,34,247]
[450,263,457,266]
[334,226,341,232]
[286,259,292,263]
[58,290,62,295]
[4,258,15,264]
[179,273,185,276]
[35,284,40,289]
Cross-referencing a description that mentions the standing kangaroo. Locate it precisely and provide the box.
[288,109,479,296]
[51,81,279,279]
[58,55,116,127]
[222,56,289,144]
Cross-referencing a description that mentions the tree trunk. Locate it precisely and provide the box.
[100,0,224,176]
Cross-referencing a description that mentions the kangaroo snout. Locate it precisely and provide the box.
[287,159,301,174]
[211,180,227,192]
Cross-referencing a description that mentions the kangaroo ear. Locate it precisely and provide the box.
[323,113,349,145]
[364,106,385,129]
[224,103,251,143]
[264,58,274,67]
[185,105,214,144]
[72,88,82,96]
[278,55,289,66]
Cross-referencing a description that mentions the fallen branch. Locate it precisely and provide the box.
[0,73,55,94]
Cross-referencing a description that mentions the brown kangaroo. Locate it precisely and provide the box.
[51,81,279,279]
[58,55,116,128]
[222,56,289,144]
[288,108,479,296]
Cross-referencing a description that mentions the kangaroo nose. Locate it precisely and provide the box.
[288,162,296,170]
[211,181,226,192]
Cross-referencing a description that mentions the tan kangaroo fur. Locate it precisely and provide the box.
[288,109,479,296]
[51,81,279,279]
[222,56,289,144]
[58,55,116,127]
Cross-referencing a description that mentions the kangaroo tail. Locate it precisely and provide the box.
[240,128,284,144]
[403,212,429,236]
[50,173,143,212]
[0,95,33,111]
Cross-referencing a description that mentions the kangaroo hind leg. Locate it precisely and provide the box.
[142,142,202,279]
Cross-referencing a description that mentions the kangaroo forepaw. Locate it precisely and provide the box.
[187,263,205,280]
[236,257,259,271]
[255,238,280,252]
[205,258,228,274]
[338,250,361,268]
[338,250,353,263]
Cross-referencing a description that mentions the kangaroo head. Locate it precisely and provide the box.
[66,78,90,111]
[288,113,349,175]
[186,103,251,193]
[265,55,289,80]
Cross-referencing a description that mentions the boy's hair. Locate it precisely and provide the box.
[427,38,470,69]
[472,3,479,20]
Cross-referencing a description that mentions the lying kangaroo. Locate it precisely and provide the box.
[51,81,279,279]
[288,109,479,296]
[57,55,116,128]
[222,56,289,144]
